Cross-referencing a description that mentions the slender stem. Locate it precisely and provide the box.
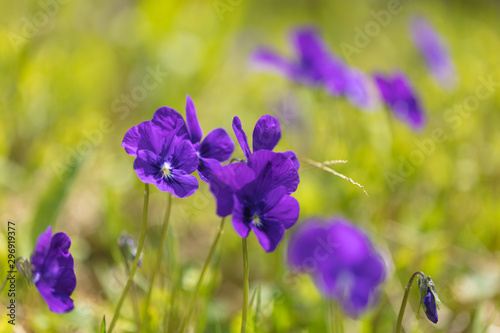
[241,238,249,333]
[108,183,150,333]
[395,271,425,333]
[329,300,335,333]
[328,300,344,333]
[335,302,344,333]
[124,259,141,329]
[142,193,173,330]
[167,265,182,332]
[167,278,178,332]
[166,223,180,332]
[0,274,8,292]
[179,217,226,333]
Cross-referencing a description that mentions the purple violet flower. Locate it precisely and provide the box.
[251,27,378,111]
[251,27,329,86]
[124,119,199,198]
[410,16,456,89]
[232,115,300,169]
[287,218,386,318]
[374,72,426,131]
[31,227,76,313]
[122,96,234,192]
[209,150,300,252]
[423,287,439,323]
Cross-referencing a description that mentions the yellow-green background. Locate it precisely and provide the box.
[1,0,499,332]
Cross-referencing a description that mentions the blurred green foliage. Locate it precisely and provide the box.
[1,0,500,332]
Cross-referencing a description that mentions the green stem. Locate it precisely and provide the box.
[0,274,9,292]
[329,300,335,333]
[179,217,226,333]
[108,183,150,333]
[124,259,141,329]
[395,271,425,333]
[142,193,172,331]
[328,300,344,333]
[167,277,179,332]
[336,301,344,333]
[241,238,249,333]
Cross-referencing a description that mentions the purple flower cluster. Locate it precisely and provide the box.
[123,105,300,252]
[287,218,385,317]
[122,96,234,197]
[210,115,300,252]
[31,227,76,313]
[374,72,426,131]
[251,27,377,110]
[410,16,456,89]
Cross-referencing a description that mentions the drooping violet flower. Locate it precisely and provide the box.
[422,287,438,323]
[30,227,76,313]
[374,72,426,131]
[287,218,386,318]
[417,274,441,324]
[209,150,300,252]
[184,95,235,182]
[410,16,456,89]
[232,115,300,169]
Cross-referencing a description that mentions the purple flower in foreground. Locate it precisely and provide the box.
[123,98,234,186]
[232,115,300,169]
[374,72,426,131]
[287,218,386,318]
[251,27,378,111]
[31,227,76,313]
[423,287,439,323]
[410,16,456,89]
[210,150,300,252]
[124,118,199,197]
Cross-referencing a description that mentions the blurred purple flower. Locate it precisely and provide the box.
[410,16,456,89]
[251,27,379,111]
[209,149,300,252]
[31,227,76,313]
[287,218,386,318]
[423,287,439,323]
[344,68,379,111]
[232,115,300,169]
[374,72,426,131]
[251,27,330,86]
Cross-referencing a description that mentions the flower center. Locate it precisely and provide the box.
[161,162,172,179]
[252,213,262,228]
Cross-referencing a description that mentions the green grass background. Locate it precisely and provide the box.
[1,0,500,332]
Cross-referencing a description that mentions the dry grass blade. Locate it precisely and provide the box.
[299,156,369,197]
[320,160,348,166]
